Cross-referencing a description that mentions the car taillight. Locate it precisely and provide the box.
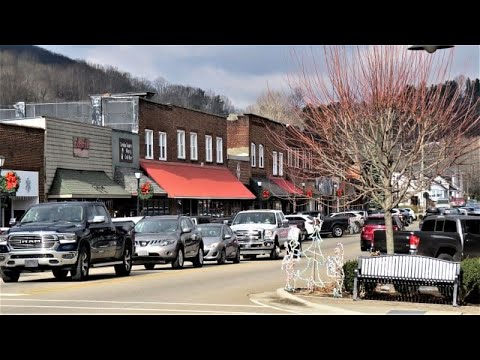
[409,233,420,252]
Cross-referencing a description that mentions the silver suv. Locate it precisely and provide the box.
[230,210,289,260]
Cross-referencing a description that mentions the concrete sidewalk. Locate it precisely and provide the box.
[250,288,479,315]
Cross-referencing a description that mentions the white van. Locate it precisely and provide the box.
[435,198,451,209]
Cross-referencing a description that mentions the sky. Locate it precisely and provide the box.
[40,45,480,110]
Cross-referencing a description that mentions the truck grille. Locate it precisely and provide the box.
[8,235,56,250]
[234,230,262,241]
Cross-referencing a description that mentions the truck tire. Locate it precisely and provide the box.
[115,243,132,276]
[71,245,90,281]
[437,253,453,262]
[192,247,204,268]
[332,225,343,238]
[270,240,280,260]
[172,247,184,269]
[52,269,69,280]
[1,269,20,283]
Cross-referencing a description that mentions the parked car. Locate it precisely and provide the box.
[197,223,240,264]
[399,207,417,221]
[330,211,365,226]
[133,215,204,270]
[284,214,315,238]
[360,213,404,251]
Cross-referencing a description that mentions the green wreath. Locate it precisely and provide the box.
[138,181,154,200]
[0,171,21,193]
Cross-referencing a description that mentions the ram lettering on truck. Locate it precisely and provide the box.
[230,210,289,260]
[372,215,480,261]
[0,201,134,283]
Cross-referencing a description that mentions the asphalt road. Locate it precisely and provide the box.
[0,233,363,315]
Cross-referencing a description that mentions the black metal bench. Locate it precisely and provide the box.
[353,255,461,306]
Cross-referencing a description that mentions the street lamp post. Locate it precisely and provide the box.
[0,155,5,228]
[134,171,142,216]
[257,181,262,209]
[301,182,306,212]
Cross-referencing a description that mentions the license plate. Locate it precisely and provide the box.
[138,250,149,256]
[25,259,38,268]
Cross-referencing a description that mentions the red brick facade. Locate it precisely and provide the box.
[0,122,45,202]
[138,99,227,167]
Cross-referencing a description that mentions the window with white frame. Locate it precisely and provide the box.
[287,148,292,167]
[302,149,307,169]
[190,132,198,160]
[216,137,223,163]
[158,131,167,160]
[294,148,300,168]
[272,151,278,175]
[145,129,153,159]
[177,130,185,159]
[251,143,256,167]
[259,144,264,168]
[278,152,283,176]
[206,135,213,162]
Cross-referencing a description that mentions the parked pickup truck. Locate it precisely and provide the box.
[373,215,480,261]
[230,209,289,260]
[0,201,134,283]
[321,215,350,238]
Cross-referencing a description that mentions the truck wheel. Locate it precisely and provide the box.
[217,249,226,265]
[192,247,204,268]
[115,244,132,276]
[270,241,280,260]
[232,248,241,263]
[332,226,343,238]
[172,247,184,269]
[1,269,20,283]
[144,264,155,270]
[437,253,453,261]
[52,269,69,280]
[71,245,90,281]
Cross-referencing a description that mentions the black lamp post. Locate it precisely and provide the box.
[0,155,5,227]
[134,171,141,216]
[257,181,262,209]
[302,182,306,211]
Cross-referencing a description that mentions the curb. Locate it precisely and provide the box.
[275,288,364,315]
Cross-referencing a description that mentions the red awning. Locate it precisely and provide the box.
[140,160,256,200]
[269,177,303,195]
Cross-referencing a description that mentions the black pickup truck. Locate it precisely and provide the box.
[373,215,480,261]
[0,201,134,283]
[320,215,350,238]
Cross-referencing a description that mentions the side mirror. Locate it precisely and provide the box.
[282,219,289,227]
[223,234,232,240]
[181,227,192,234]
[90,215,105,224]
[9,218,17,226]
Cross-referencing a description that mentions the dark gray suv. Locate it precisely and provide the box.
[133,215,204,269]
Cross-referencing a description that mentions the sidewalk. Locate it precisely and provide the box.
[251,288,479,315]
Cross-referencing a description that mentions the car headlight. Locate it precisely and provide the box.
[56,233,77,243]
[159,239,176,246]
[264,230,274,238]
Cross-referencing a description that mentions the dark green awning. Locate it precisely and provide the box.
[48,168,131,199]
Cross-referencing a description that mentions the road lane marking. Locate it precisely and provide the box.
[0,298,264,308]
[1,304,280,315]
[0,293,26,296]
[249,298,302,315]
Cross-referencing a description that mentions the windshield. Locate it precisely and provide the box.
[20,204,85,224]
[232,212,276,225]
[135,219,178,233]
[198,226,221,237]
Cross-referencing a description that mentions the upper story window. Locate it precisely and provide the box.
[206,135,213,162]
[251,143,256,167]
[287,148,293,167]
[278,152,284,176]
[145,129,153,159]
[158,131,167,161]
[259,144,264,168]
[216,137,223,164]
[177,130,185,159]
[190,132,198,160]
[272,151,278,175]
[294,148,300,168]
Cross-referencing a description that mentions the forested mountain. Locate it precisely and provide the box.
[0,45,237,116]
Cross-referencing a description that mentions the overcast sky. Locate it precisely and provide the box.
[40,45,480,110]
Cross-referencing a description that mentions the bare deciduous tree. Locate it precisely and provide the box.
[271,45,480,254]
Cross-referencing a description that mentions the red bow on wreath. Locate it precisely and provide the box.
[138,181,154,200]
[261,189,270,199]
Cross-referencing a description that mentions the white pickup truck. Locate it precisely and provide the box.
[229,210,290,260]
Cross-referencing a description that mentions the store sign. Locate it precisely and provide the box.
[119,138,133,163]
[73,137,90,158]
[0,170,39,197]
